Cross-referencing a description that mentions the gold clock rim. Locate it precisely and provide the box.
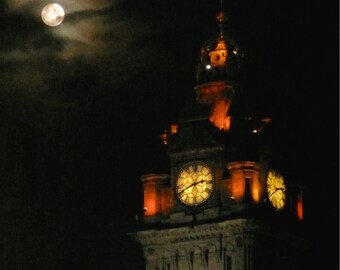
[175,161,215,206]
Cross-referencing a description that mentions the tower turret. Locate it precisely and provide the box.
[195,8,243,130]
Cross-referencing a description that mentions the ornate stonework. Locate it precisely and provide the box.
[131,219,261,270]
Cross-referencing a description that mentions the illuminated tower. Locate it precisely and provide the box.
[129,4,309,270]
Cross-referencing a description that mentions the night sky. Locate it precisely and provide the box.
[0,0,338,269]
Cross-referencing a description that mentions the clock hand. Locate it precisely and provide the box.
[178,179,207,195]
[269,187,285,197]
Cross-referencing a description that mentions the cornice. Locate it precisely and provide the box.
[133,218,262,246]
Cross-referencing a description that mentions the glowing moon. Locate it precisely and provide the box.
[41,3,65,27]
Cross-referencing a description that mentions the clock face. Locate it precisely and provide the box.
[266,170,286,211]
[176,162,214,206]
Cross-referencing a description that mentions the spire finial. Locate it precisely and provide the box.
[216,0,227,25]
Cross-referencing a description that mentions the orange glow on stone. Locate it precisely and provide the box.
[141,174,170,218]
[144,186,157,216]
[227,162,261,203]
[230,171,245,200]
[209,99,231,130]
[195,81,232,104]
[251,173,261,203]
[297,191,304,221]
[194,82,234,131]
[170,124,178,134]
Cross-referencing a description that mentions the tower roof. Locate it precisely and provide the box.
[195,9,243,86]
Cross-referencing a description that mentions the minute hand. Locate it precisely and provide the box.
[178,179,206,195]
[269,187,284,197]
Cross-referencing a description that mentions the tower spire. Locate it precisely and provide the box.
[194,1,241,131]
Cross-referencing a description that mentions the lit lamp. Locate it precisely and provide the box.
[160,131,168,145]
[170,124,178,135]
[160,124,178,145]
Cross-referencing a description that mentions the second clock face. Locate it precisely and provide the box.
[176,162,214,206]
[266,170,286,211]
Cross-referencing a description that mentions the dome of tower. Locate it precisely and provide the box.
[196,11,243,85]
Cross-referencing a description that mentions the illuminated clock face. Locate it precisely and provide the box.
[266,170,286,211]
[176,162,214,206]
[209,51,227,66]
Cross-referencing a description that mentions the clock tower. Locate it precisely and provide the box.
[129,5,310,270]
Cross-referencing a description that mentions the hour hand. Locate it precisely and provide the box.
[178,182,196,195]
[269,187,285,197]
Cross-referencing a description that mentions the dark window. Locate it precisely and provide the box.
[226,255,232,270]
[205,249,209,265]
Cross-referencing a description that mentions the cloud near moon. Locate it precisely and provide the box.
[1,0,156,96]
[2,0,151,59]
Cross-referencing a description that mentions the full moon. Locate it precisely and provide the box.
[41,3,65,27]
